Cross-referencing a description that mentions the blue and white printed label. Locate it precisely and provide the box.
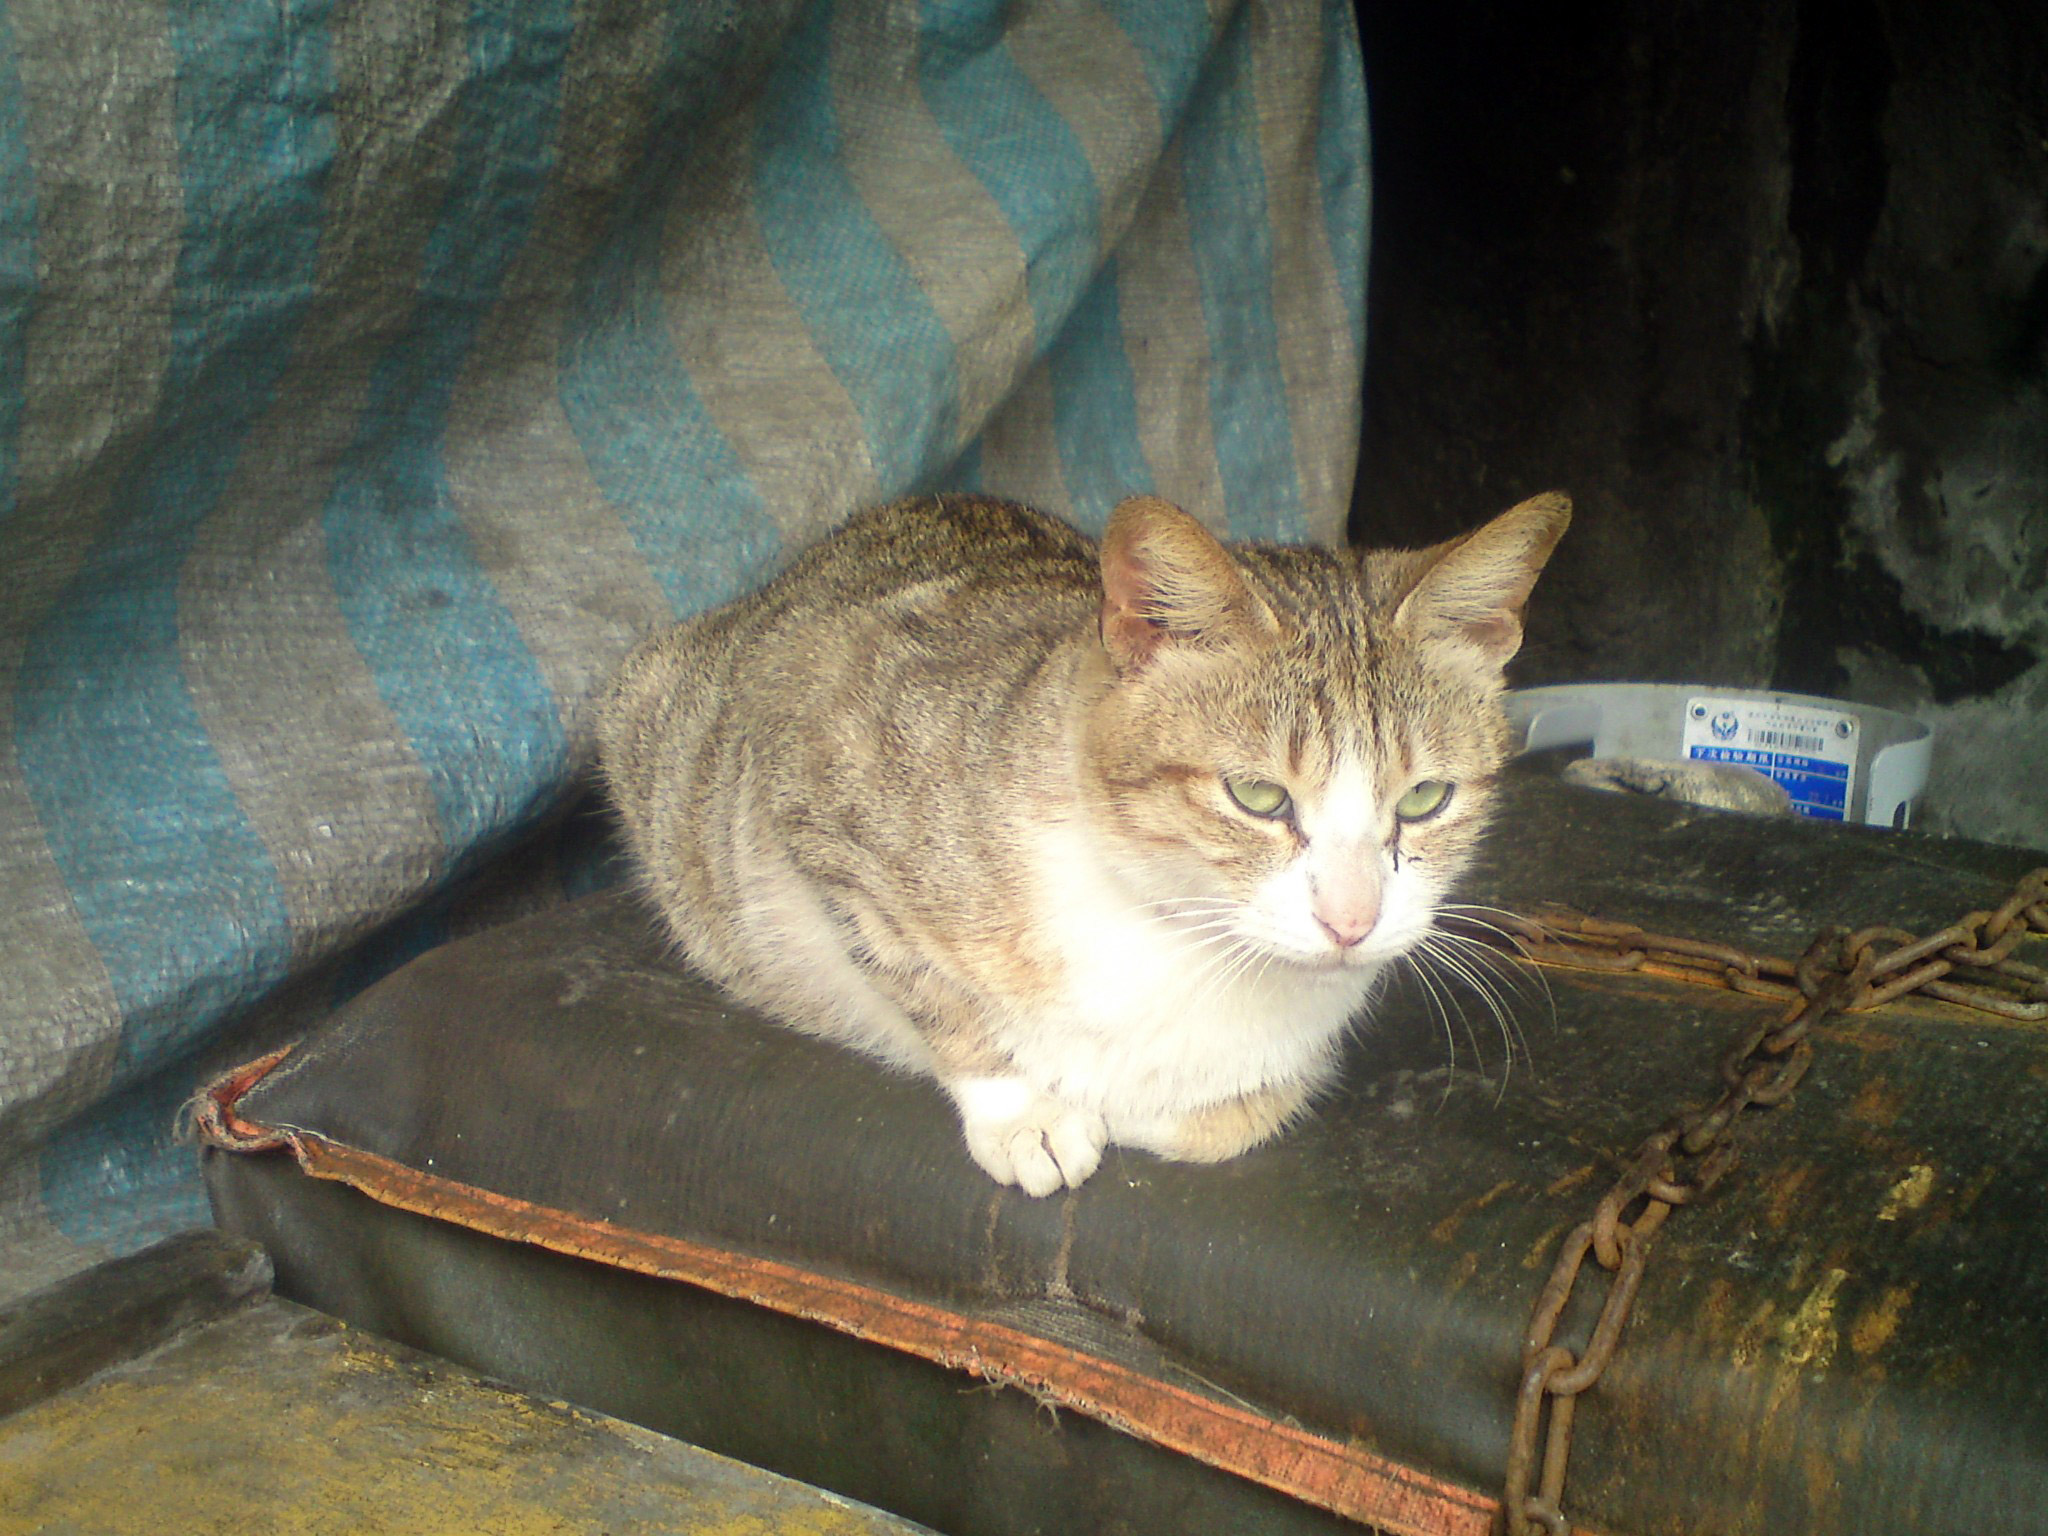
[1682,695,1859,821]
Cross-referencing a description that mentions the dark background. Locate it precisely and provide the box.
[1348,0,2048,848]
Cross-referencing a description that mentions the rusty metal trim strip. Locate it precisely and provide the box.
[191,1047,298,1151]
[198,1052,1512,1536]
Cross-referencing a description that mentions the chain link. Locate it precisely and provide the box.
[1491,867,2048,1536]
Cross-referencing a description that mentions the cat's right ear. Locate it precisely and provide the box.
[1389,491,1572,676]
[1099,496,1276,672]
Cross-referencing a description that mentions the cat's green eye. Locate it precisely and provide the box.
[1224,776,1293,820]
[1394,779,1453,822]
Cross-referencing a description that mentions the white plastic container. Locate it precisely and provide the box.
[1504,684,1933,829]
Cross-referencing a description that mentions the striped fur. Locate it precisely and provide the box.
[600,494,1569,1194]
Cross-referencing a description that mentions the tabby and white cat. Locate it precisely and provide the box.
[598,492,1569,1196]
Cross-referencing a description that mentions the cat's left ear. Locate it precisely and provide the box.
[1390,492,1571,674]
[1099,496,1278,673]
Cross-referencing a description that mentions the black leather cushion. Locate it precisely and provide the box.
[201,773,2048,1535]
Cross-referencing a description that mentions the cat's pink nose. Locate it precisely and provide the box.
[1311,870,1381,950]
[1315,911,1376,949]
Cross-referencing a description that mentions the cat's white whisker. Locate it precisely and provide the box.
[1429,905,1550,984]
[1170,921,1249,943]
[1146,912,1249,937]
[1398,948,1466,1108]
[1443,964,1527,1062]
[1437,903,1545,960]
[1184,935,1258,1000]
[1182,927,1288,1017]
[1412,929,1534,1098]
[1438,900,1529,921]
[1172,931,1259,966]
[1178,957,1240,1021]
[1129,904,1251,947]
[1415,933,1502,1021]
[1424,945,1492,1079]
[1460,951,1545,1027]
[1245,948,1284,1002]
[1128,896,1244,913]
[1431,923,1553,1043]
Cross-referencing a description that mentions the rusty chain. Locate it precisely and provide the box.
[1486,867,2048,1536]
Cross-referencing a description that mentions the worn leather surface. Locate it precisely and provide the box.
[205,772,2048,1535]
[209,1158,1357,1536]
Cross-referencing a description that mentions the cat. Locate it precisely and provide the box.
[597,492,1570,1196]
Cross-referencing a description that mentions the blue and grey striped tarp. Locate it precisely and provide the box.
[0,0,1368,1298]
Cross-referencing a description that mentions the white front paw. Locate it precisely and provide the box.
[948,1076,1108,1197]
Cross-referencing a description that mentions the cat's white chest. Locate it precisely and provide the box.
[1016,823,1377,1131]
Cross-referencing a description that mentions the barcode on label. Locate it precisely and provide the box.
[1683,695,1861,822]
[1752,729,1826,752]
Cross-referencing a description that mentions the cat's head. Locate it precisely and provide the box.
[1079,493,1570,972]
